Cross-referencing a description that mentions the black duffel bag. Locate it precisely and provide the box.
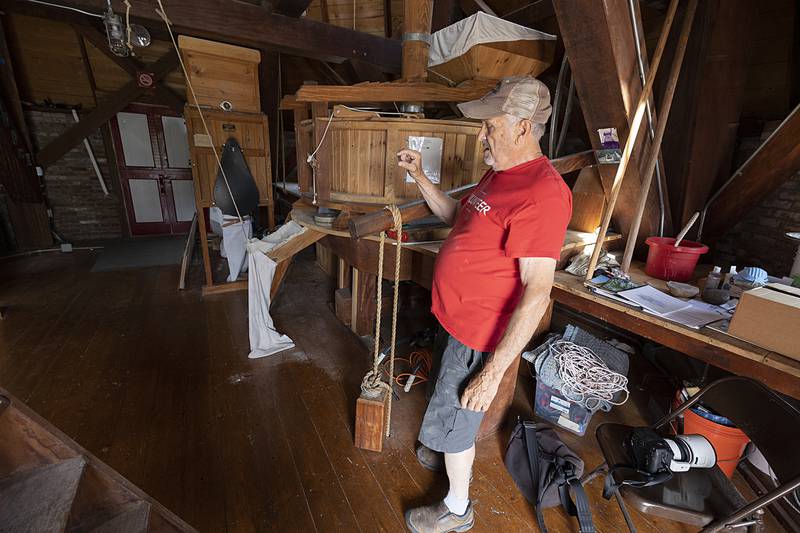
[505,418,596,533]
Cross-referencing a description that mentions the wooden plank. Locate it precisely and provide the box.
[703,101,800,238]
[296,79,499,102]
[2,0,402,72]
[177,214,197,290]
[37,50,179,167]
[266,228,326,263]
[0,15,33,153]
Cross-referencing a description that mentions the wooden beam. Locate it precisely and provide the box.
[0,0,402,72]
[272,0,315,17]
[0,13,33,154]
[431,0,457,31]
[73,23,185,115]
[553,0,672,245]
[296,79,498,103]
[402,0,433,81]
[703,102,800,239]
[37,50,179,167]
[348,150,596,239]
[383,0,392,37]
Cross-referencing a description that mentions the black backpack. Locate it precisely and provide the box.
[505,419,596,533]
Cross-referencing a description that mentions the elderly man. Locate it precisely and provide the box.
[397,76,572,533]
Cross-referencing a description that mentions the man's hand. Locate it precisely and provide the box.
[397,149,427,183]
[460,368,502,411]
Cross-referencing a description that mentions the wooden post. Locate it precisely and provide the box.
[621,0,699,273]
[311,102,330,204]
[351,267,378,336]
[580,0,680,281]
[401,0,433,81]
[337,257,351,289]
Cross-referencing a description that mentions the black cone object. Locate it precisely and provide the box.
[213,137,260,217]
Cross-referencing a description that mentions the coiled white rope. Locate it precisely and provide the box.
[552,340,629,411]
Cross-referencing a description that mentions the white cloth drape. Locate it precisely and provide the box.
[245,221,306,359]
[428,12,556,67]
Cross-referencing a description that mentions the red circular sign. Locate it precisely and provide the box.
[137,72,154,88]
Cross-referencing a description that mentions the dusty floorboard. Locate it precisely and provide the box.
[0,249,778,532]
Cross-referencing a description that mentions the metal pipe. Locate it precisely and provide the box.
[628,0,667,237]
[549,55,569,157]
[703,474,800,532]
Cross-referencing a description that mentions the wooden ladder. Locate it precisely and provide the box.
[0,389,196,532]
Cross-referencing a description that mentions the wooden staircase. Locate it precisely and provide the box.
[0,389,196,533]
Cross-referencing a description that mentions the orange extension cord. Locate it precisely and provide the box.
[382,349,432,389]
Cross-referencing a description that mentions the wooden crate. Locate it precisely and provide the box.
[298,115,489,208]
[430,40,555,86]
[184,106,274,227]
[177,36,261,113]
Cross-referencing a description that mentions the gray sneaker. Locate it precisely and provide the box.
[404,500,474,533]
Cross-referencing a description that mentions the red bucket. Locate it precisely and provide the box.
[644,237,708,282]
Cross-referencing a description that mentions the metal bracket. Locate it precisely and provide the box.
[402,32,432,45]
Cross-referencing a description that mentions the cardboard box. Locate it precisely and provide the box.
[728,283,800,361]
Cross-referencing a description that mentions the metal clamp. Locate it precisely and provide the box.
[402,32,432,45]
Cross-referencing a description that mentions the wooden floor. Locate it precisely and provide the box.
[0,249,771,532]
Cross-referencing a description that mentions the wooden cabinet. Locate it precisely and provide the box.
[184,107,274,228]
[177,36,261,113]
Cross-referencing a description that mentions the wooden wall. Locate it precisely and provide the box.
[304,0,404,37]
[5,14,185,108]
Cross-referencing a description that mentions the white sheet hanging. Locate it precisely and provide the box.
[245,221,306,359]
[221,218,252,282]
[428,12,556,67]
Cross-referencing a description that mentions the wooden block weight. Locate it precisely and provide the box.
[355,390,387,452]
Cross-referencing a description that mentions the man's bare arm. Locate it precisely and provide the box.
[397,148,459,226]
[461,257,556,411]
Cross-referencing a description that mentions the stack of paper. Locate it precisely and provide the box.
[612,285,730,329]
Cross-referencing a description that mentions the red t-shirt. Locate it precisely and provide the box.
[431,157,572,352]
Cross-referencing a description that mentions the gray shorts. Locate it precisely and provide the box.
[418,333,490,453]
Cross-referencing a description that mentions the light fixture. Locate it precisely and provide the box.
[103,6,129,57]
[129,24,151,48]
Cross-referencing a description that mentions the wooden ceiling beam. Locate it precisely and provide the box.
[0,0,402,72]
[295,79,497,103]
[37,50,179,167]
[72,23,185,115]
[703,103,800,239]
[553,0,672,245]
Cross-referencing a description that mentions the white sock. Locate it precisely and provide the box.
[443,444,475,516]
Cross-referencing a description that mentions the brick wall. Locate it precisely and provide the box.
[714,169,800,277]
[26,110,124,242]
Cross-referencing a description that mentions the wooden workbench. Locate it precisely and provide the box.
[551,267,800,400]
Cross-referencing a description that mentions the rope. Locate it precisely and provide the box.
[360,204,403,437]
[124,0,133,54]
[552,340,629,411]
[154,0,248,240]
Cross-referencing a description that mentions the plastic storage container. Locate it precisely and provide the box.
[534,379,594,436]
[645,237,709,282]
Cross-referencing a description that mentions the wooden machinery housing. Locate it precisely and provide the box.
[296,113,489,209]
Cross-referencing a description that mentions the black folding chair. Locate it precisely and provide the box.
[582,376,800,532]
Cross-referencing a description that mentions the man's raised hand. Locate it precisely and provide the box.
[397,148,426,183]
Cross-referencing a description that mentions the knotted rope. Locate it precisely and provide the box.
[360,205,403,437]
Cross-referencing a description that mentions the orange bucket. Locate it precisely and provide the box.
[682,407,750,478]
